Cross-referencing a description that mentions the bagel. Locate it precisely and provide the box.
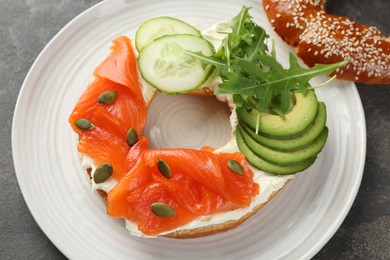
[79,70,293,239]
[262,0,390,84]
[69,24,296,238]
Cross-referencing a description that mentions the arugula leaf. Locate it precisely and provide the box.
[187,6,347,116]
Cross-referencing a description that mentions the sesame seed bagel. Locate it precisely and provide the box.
[263,0,390,84]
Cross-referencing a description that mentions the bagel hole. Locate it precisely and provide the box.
[144,93,232,150]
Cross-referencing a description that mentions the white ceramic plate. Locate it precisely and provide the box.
[12,0,366,259]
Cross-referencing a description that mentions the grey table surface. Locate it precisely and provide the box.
[1,0,389,259]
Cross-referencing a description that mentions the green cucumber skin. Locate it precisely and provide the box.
[236,128,317,175]
[135,16,201,52]
[137,34,216,95]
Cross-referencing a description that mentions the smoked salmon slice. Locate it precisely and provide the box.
[69,77,146,136]
[69,36,146,180]
[77,106,135,180]
[107,149,259,236]
[94,36,141,96]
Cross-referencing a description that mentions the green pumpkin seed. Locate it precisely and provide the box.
[93,163,113,183]
[98,90,117,104]
[75,118,94,130]
[126,128,138,146]
[227,159,244,175]
[151,202,175,218]
[157,159,172,179]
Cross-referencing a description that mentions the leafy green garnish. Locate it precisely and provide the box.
[187,6,347,116]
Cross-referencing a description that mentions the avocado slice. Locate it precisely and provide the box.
[236,129,317,175]
[241,102,327,152]
[236,90,318,139]
[238,125,328,166]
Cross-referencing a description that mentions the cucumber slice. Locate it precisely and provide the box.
[136,16,201,52]
[137,34,215,94]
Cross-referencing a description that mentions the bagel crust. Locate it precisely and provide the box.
[263,0,390,84]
